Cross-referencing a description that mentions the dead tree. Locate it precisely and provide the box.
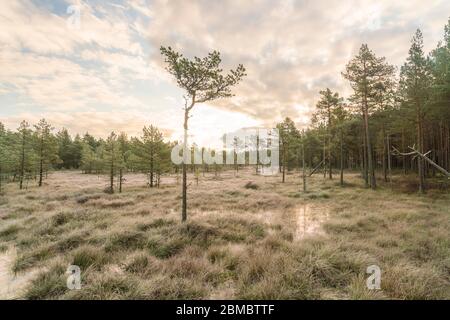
[309,159,325,177]
[392,146,450,179]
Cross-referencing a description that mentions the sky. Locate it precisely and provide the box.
[1,0,449,147]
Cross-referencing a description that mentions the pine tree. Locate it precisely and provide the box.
[160,46,246,222]
[133,125,165,188]
[117,132,131,193]
[56,128,74,169]
[16,121,34,190]
[277,117,300,183]
[104,132,120,194]
[83,133,100,151]
[0,124,17,192]
[80,142,93,174]
[399,30,432,193]
[343,44,395,189]
[314,88,344,179]
[429,19,450,172]
[34,119,58,187]
[331,103,351,186]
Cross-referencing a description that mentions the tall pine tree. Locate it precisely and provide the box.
[399,30,432,193]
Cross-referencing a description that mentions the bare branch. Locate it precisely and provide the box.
[392,146,450,178]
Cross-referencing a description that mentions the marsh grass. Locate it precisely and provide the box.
[0,170,448,300]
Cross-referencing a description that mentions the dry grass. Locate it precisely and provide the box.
[0,169,448,300]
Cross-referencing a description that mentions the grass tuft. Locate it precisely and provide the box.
[23,263,68,300]
[244,182,259,190]
[0,224,21,240]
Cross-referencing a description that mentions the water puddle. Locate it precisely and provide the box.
[0,247,37,299]
[295,204,329,240]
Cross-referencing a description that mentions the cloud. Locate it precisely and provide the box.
[0,50,147,111]
[0,110,174,139]
[0,1,143,55]
[1,0,449,138]
[129,0,153,17]
[79,48,163,82]
[143,0,450,127]
[0,0,165,113]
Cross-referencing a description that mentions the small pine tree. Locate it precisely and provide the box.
[34,119,59,187]
[103,132,120,194]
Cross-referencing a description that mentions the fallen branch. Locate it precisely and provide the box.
[392,146,450,178]
[309,159,325,177]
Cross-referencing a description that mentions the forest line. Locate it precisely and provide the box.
[1,20,449,196]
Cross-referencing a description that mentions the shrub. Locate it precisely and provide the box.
[244,182,259,190]
[75,194,101,204]
[51,212,73,227]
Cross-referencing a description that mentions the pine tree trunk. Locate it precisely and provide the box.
[363,103,376,190]
[150,151,154,188]
[256,132,260,175]
[447,124,450,171]
[439,121,445,170]
[323,138,326,179]
[431,127,436,177]
[19,133,25,190]
[302,143,306,192]
[39,158,43,187]
[119,168,123,193]
[402,128,407,175]
[362,125,369,187]
[340,130,344,187]
[39,136,44,187]
[328,135,332,180]
[417,106,425,194]
[387,134,392,188]
[110,154,114,194]
[282,145,286,183]
[382,125,387,182]
[359,138,364,179]
[328,108,332,180]
[182,108,189,222]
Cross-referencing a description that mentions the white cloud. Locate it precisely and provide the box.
[129,0,153,17]
[1,0,449,138]
[0,50,147,111]
[0,1,145,55]
[79,49,163,82]
[0,0,166,113]
[143,0,450,128]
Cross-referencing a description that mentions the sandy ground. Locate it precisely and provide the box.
[0,248,39,299]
